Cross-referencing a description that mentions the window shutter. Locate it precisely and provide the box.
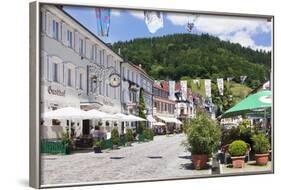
[71,69,76,88]
[46,12,52,37]
[41,51,48,80]
[85,39,91,59]
[61,22,67,46]
[48,56,53,81]
[74,31,79,53]
[75,68,79,89]
[59,62,64,84]
[63,63,68,86]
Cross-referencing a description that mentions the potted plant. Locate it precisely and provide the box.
[252,133,270,165]
[111,128,120,149]
[184,111,221,170]
[61,132,72,154]
[93,140,102,153]
[228,140,248,168]
[125,128,134,146]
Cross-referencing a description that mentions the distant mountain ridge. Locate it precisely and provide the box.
[112,33,271,89]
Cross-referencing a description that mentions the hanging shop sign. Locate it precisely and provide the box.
[47,86,65,96]
[109,73,121,87]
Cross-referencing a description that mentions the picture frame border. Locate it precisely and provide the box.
[29,1,275,188]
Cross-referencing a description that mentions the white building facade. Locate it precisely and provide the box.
[40,5,123,139]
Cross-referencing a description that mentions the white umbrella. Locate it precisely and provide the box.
[114,113,146,121]
[114,113,134,121]
[153,122,166,126]
[87,109,118,120]
[127,115,146,121]
[42,107,94,138]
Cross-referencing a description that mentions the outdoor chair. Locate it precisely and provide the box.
[221,143,251,165]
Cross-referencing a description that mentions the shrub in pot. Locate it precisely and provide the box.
[125,128,134,146]
[228,140,247,168]
[61,132,72,154]
[143,128,154,141]
[93,140,102,153]
[111,128,120,149]
[252,133,270,165]
[184,111,221,170]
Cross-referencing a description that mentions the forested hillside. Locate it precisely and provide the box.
[112,33,271,89]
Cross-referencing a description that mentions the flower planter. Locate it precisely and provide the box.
[93,147,102,153]
[127,141,132,146]
[192,154,208,170]
[255,153,269,165]
[231,156,245,168]
[113,144,118,150]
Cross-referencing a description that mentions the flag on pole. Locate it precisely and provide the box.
[240,75,247,83]
[205,79,211,98]
[217,78,224,96]
[144,11,163,33]
[95,8,111,36]
[180,80,187,100]
[168,81,176,100]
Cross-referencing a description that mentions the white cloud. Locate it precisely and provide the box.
[219,31,271,51]
[128,10,144,19]
[166,13,191,26]
[166,13,272,51]
[111,9,121,17]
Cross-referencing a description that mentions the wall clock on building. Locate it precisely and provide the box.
[109,73,121,87]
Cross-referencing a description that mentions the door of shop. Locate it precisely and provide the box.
[82,120,90,135]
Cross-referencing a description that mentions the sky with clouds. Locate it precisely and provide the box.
[64,6,272,51]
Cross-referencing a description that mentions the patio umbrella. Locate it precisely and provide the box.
[42,107,94,137]
[114,113,146,121]
[221,90,272,118]
[153,122,165,126]
[87,109,118,120]
[127,115,146,121]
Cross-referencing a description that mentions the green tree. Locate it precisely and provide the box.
[211,81,235,116]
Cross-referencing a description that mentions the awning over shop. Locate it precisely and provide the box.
[157,116,183,124]
[147,115,157,123]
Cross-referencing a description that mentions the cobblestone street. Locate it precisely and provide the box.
[41,134,211,185]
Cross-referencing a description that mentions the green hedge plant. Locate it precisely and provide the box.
[228,140,247,157]
[252,133,270,154]
[125,128,134,142]
[111,128,120,146]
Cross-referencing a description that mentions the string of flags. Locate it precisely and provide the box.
[94,8,200,37]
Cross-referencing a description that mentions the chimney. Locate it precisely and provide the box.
[139,64,142,68]
[118,48,121,55]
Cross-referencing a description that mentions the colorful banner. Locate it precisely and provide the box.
[180,80,187,100]
[217,78,224,96]
[240,75,247,83]
[95,8,111,36]
[227,77,234,82]
[168,81,176,100]
[144,11,163,33]
[204,79,211,98]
